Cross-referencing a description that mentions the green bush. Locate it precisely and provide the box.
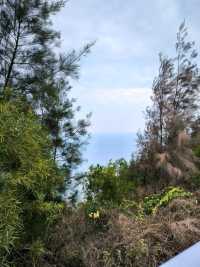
[0,100,65,266]
[85,160,135,207]
[143,187,192,214]
[0,191,21,266]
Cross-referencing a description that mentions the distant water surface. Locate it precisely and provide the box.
[80,133,137,171]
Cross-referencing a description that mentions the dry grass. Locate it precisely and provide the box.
[42,194,200,267]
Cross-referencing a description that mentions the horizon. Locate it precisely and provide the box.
[80,132,137,170]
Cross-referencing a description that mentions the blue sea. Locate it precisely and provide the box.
[80,133,137,171]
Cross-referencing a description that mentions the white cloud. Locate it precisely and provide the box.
[92,88,151,104]
[52,0,200,133]
[71,86,152,133]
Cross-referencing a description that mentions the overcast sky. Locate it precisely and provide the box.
[53,0,200,133]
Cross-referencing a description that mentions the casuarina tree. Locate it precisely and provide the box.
[0,0,94,184]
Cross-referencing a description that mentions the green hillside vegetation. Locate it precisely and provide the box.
[0,1,200,266]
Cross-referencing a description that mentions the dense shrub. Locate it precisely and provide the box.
[85,160,135,206]
[143,187,192,215]
[0,100,65,266]
[0,191,21,266]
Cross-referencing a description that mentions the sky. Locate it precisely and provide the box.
[53,0,200,134]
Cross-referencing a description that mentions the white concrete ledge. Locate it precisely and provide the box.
[160,242,200,267]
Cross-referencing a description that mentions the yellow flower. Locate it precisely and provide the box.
[93,210,100,219]
[89,210,100,219]
[89,212,94,218]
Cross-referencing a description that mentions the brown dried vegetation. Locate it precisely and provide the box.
[41,194,200,267]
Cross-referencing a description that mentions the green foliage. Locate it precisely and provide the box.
[82,201,110,232]
[0,191,21,265]
[0,0,65,92]
[119,199,143,218]
[29,240,45,267]
[0,1,93,265]
[0,0,93,185]
[0,100,65,265]
[85,160,135,206]
[143,187,192,214]
[193,145,200,158]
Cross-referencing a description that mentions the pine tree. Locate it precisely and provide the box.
[0,0,64,94]
[137,22,200,186]
[171,21,199,119]
[0,0,94,182]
